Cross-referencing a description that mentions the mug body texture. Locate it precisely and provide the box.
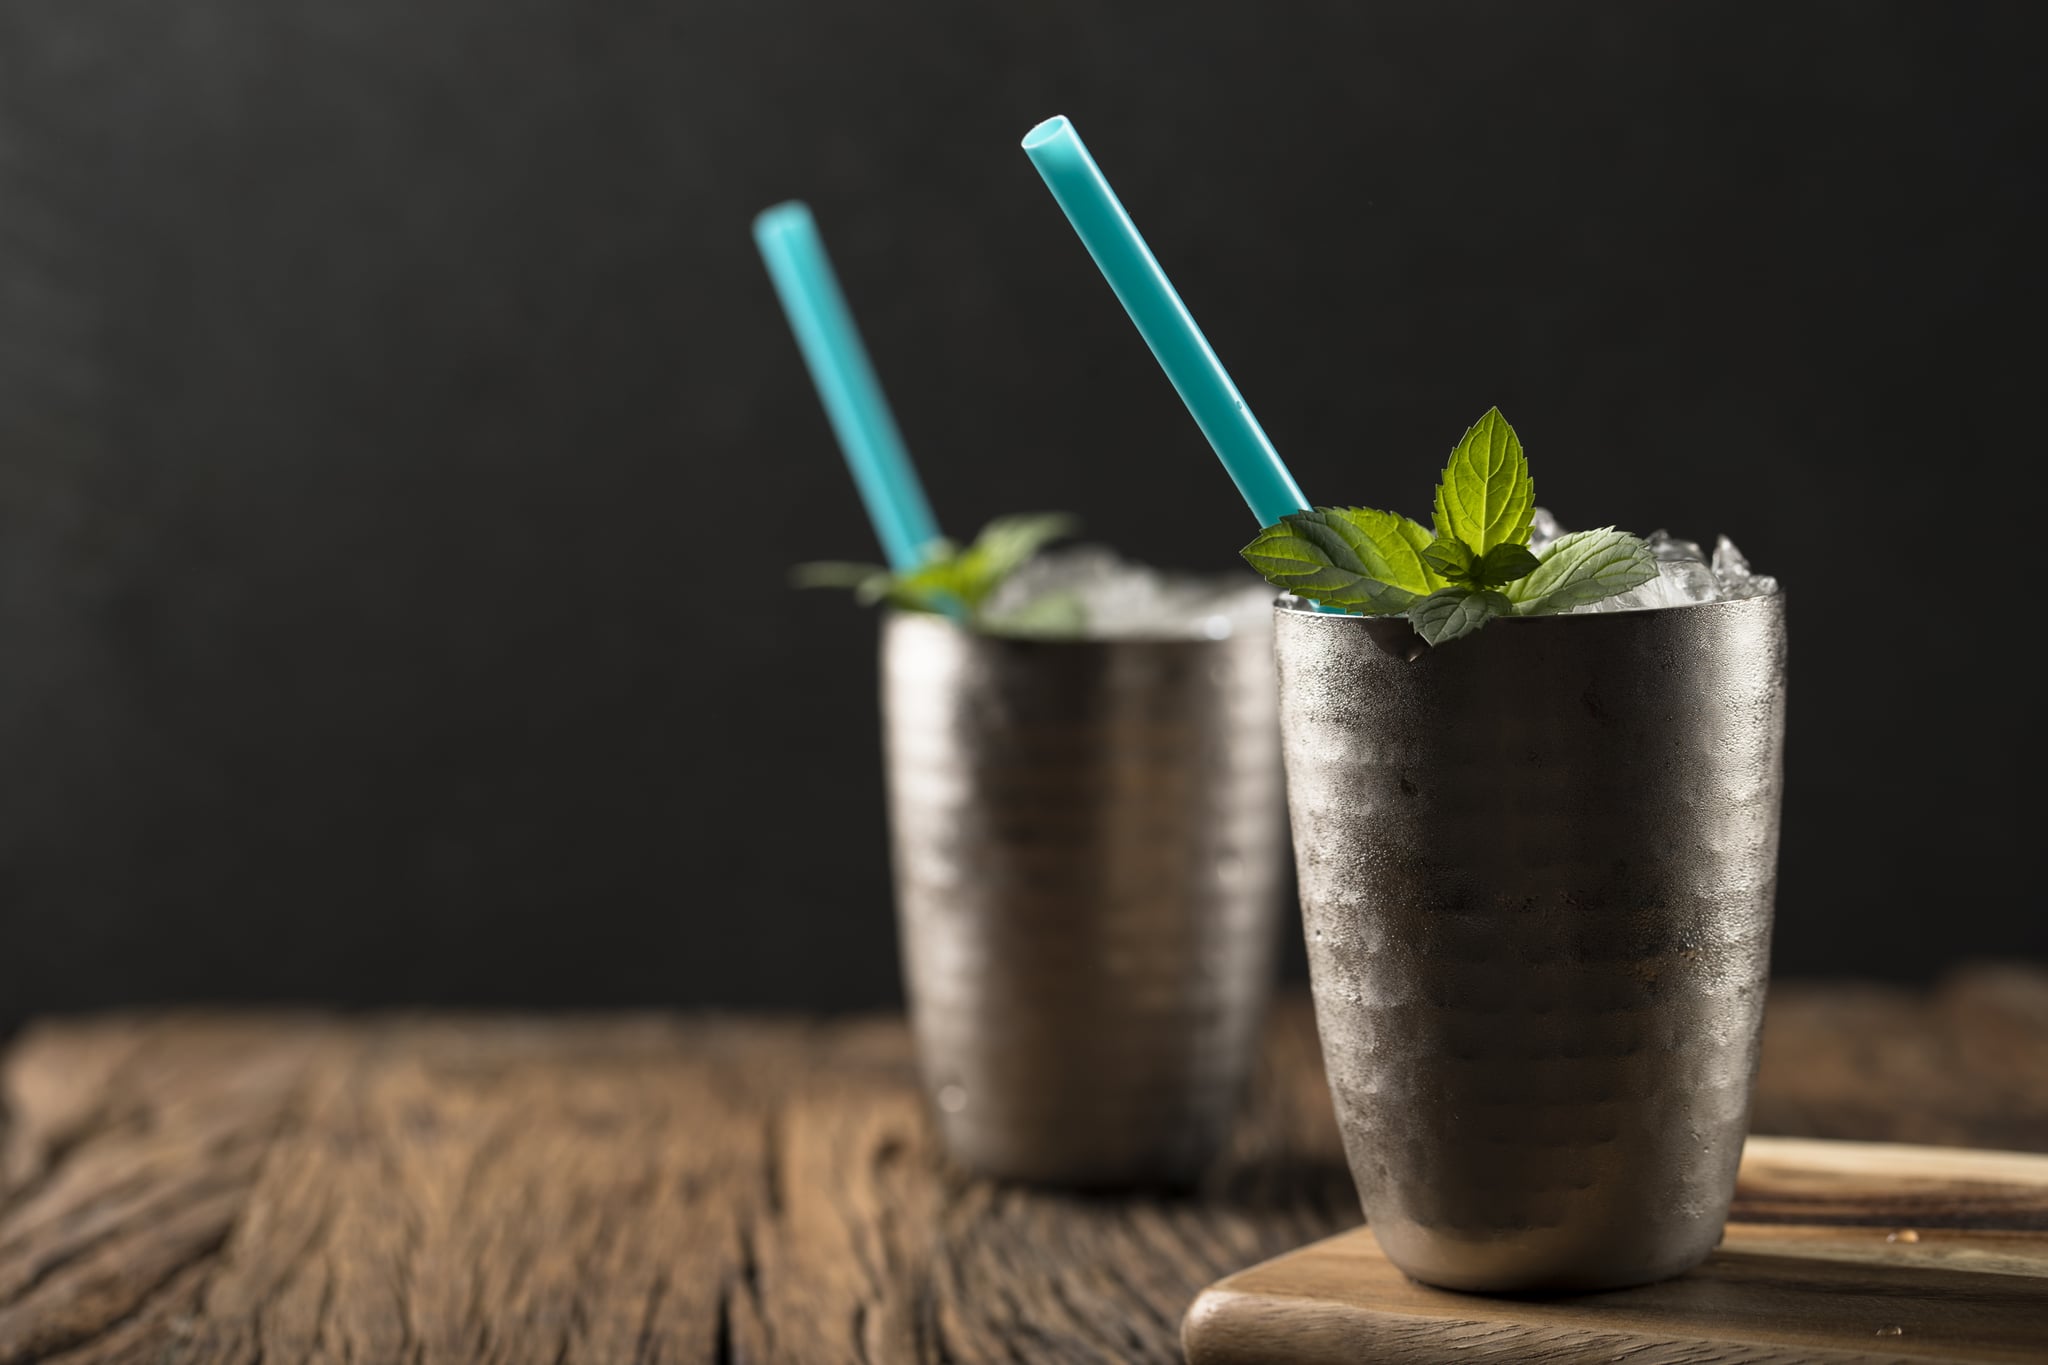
[882,610,1287,1187]
[1274,596,1788,1290]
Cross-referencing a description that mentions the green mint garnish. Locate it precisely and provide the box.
[1238,408,1659,645]
[792,512,1079,623]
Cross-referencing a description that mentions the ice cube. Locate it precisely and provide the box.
[1646,528,1707,563]
[1711,534,1780,600]
[1528,507,1567,553]
[1657,555,1723,603]
[1710,534,1752,585]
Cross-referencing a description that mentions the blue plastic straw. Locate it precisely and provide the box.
[753,202,943,572]
[1021,116,1309,528]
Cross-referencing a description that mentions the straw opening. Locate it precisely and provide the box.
[752,201,816,242]
[1020,115,1071,151]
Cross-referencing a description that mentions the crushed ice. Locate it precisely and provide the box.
[1540,511,1778,612]
[981,545,1274,640]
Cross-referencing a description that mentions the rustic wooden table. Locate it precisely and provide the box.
[1,967,2044,1365]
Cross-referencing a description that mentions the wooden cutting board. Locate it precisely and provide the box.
[1183,1137,2048,1364]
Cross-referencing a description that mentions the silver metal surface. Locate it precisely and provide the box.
[882,610,1287,1188]
[1275,596,1789,1291]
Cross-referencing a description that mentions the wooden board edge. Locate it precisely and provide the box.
[1742,1136,2048,1182]
[1182,1281,1928,1365]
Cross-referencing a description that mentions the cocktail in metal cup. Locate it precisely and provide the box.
[882,607,1287,1188]
[1274,595,1788,1292]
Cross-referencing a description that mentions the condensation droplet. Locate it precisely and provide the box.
[1887,1228,1920,1243]
[1876,1325,1905,1337]
[937,1083,968,1114]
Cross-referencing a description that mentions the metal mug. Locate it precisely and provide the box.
[1274,595,1789,1291]
[881,608,1287,1187]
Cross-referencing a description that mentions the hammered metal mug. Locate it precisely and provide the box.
[1274,595,1788,1291]
[882,609,1287,1187]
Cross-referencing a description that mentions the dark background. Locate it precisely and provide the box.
[1,1,2040,1015]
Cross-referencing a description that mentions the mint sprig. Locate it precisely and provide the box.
[1238,408,1659,644]
[793,512,1079,622]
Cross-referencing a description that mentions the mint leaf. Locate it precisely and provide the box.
[791,514,1077,620]
[1319,508,1444,595]
[1409,587,1511,645]
[1421,538,1534,589]
[1241,507,1442,613]
[1474,543,1541,587]
[1505,528,1658,614]
[1241,519,1385,603]
[791,560,888,589]
[1432,408,1536,554]
[890,555,975,612]
[1422,538,1475,583]
[791,560,898,605]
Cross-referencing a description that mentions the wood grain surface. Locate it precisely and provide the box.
[1,967,2044,1364]
[1183,1139,2048,1365]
